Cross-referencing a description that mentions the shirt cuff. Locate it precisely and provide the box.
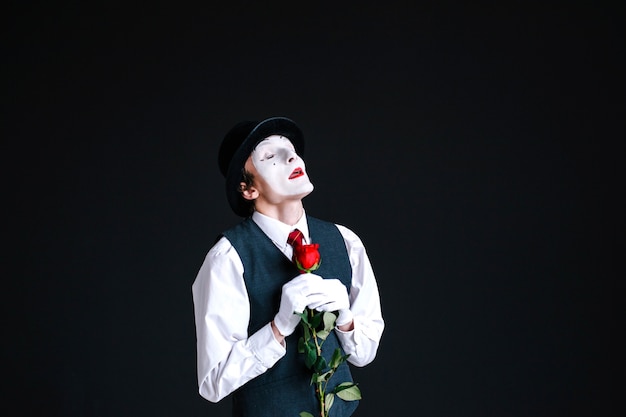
[335,325,358,353]
[247,322,286,368]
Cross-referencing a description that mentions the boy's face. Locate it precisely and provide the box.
[245,135,314,203]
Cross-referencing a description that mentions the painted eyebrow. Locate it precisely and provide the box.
[254,147,274,161]
[254,140,296,159]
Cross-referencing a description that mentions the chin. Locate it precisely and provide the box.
[295,183,314,199]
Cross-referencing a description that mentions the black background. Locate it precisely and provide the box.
[3,2,624,416]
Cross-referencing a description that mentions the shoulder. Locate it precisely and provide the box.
[309,215,365,248]
[307,216,351,233]
[334,223,365,248]
[307,215,362,242]
[200,235,242,268]
[208,235,236,255]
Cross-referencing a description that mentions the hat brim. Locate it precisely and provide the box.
[225,117,304,217]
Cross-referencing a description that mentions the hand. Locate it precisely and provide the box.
[273,273,324,337]
[336,309,354,328]
[305,278,351,318]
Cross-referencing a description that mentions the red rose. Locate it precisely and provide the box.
[293,243,321,273]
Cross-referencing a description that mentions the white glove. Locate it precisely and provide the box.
[273,273,324,336]
[305,278,352,325]
[336,309,354,327]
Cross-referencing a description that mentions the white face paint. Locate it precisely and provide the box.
[249,135,314,201]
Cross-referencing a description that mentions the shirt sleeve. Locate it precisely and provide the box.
[191,236,286,402]
[334,224,385,367]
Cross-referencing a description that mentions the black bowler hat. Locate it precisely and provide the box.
[218,116,305,217]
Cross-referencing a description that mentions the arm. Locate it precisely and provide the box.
[191,237,286,402]
[334,224,385,367]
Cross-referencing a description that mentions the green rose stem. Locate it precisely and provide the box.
[310,309,327,416]
[293,243,361,417]
[297,308,361,417]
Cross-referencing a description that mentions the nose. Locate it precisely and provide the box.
[286,149,298,164]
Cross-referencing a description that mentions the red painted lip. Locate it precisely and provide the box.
[289,167,304,179]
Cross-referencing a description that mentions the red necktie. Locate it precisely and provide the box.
[287,229,304,249]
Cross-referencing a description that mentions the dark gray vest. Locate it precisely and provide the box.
[222,216,358,417]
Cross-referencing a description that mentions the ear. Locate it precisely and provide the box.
[240,182,259,201]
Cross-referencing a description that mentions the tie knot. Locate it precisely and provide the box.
[287,229,304,248]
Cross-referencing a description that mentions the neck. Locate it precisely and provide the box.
[254,200,304,226]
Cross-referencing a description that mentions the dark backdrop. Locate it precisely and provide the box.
[3,2,624,416]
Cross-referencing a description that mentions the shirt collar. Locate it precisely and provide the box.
[251,210,310,249]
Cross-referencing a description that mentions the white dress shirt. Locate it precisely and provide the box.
[192,210,385,403]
